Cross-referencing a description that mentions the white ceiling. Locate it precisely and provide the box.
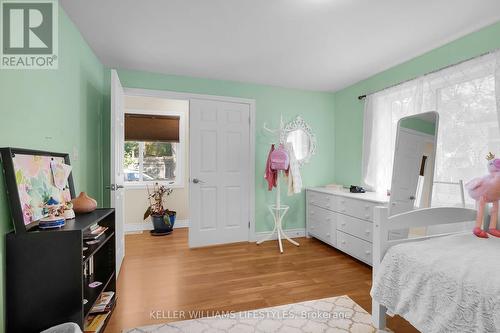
[60,0,500,92]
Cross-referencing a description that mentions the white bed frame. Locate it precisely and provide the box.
[371,206,477,331]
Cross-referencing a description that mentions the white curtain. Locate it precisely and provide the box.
[362,50,500,206]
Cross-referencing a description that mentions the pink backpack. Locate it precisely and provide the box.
[270,145,289,170]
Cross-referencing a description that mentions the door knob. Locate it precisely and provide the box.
[192,178,205,184]
[106,184,124,191]
[409,195,416,200]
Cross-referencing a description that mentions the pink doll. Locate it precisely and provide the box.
[465,152,500,238]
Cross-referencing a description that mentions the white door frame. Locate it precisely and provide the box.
[110,69,125,275]
[122,87,257,242]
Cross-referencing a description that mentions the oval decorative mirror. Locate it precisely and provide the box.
[281,116,316,167]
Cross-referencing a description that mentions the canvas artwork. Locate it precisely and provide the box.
[13,154,72,225]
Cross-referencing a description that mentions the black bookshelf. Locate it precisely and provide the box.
[6,209,117,333]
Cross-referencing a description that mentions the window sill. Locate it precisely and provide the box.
[124,182,185,190]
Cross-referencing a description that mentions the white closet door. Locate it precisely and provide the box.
[189,99,250,248]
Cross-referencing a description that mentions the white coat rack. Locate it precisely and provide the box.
[257,115,300,253]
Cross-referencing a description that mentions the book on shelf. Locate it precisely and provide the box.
[89,291,115,314]
[84,312,109,333]
[89,223,100,232]
[83,226,108,240]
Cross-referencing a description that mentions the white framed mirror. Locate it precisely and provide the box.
[390,111,439,216]
[281,116,316,167]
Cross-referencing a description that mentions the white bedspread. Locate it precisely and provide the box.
[371,233,500,333]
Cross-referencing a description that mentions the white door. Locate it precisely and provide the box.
[110,69,125,274]
[390,129,428,215]
[189,99,251,247]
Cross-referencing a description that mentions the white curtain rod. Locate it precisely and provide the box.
[357,48,499,100]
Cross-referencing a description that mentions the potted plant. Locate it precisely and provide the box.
[143,183,174,235]
[166,209,177,228]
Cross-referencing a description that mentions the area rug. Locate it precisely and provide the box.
[124,295,378,333]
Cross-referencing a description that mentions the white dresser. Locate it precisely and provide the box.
[306,187,389,265]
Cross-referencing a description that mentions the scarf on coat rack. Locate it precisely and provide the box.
[264,144,277,190]
[265,144,291,190]
[285,142,302,195]
[265,143,298,191]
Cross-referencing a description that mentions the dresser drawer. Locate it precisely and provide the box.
[336,214,373,242]
[336,197,377,221]
[307,205,337,246]
[337,231,372,265]
[308,191,336,211]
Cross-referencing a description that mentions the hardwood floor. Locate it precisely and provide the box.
[104,228,418,333]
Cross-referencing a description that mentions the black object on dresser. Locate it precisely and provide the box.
[6,209,117,333]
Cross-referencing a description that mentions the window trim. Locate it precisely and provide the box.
[123,107,187,189]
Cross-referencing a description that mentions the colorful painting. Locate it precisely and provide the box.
[13,154,72,225]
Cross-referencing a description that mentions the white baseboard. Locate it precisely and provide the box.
[125,219,190,234]
[254,228,305,241]
[126,222,304,240]
[171,219,190,228]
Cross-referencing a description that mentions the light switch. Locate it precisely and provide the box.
[73,146,79,161]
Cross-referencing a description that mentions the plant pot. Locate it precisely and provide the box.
[151,214,172,232]
[167,211,177,228]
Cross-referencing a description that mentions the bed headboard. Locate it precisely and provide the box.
[373,206,477,271]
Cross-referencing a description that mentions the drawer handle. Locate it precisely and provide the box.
[326,233,330,237]
[341,209,346,213]
[365,214,370,219]
[365,251,371,255]
[341,223,346,227]
[364,205,370,209]
[341,241,346,245]
[365,230,371,234]
[325,203,330,207]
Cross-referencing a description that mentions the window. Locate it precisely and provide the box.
[123,109,186,188]
[124,141,178,182]
[362,51,500,207]
[433,74,498,206]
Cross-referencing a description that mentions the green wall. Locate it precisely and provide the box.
[333,21,500,186]
[0,9,106,332]
[108,69,337,233]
